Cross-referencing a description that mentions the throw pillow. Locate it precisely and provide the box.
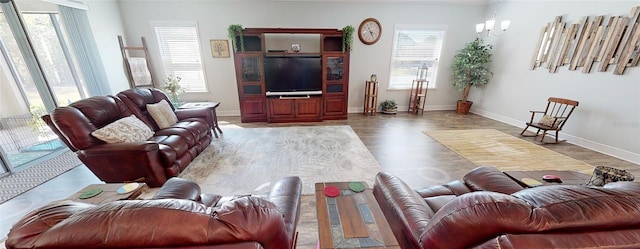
[147,99,178,129]
[538,115,562,127]
[91,115,154,143]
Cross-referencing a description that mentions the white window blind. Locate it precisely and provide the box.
[153,23,207,92]
[388,25,446,89]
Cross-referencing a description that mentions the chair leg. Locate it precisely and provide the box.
[521,126,540,137]
[539,130,548,143]
[540,130,567,144]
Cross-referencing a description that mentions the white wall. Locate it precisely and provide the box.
[84,0,129,94]
[113,0,484,116]
[94,0,638,164]
[472,1,639,163]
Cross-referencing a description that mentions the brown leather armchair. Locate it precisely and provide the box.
[373,166,640,249]
[5,176,303,249]
[43,92,212,187]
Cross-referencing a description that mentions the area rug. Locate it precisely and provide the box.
[0,150,82,204]
[178,125,382,196]
[424,129,594,174]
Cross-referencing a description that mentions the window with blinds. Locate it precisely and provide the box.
[153,22,207,92]
[388,25,446,90]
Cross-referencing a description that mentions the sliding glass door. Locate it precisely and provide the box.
[0,0,86,173]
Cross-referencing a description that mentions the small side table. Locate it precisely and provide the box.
[408,80,428,115]
[179,102,223,138]
[364,81,378,116]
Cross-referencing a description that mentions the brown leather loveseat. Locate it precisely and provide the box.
[43,88,213,187]
[5,176,302,249]
[373,166,640,249]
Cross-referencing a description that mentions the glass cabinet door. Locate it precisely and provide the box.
[326,56,344,81]
[241,56,261,82]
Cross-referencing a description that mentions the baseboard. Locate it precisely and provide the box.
[472,109,640,165]
[348,105,456,114]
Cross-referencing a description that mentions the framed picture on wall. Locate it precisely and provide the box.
[210,39,230,58]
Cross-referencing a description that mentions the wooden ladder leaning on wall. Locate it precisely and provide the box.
[118,35,158,89]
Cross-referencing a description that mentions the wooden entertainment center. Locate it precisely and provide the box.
[231,28,350,123]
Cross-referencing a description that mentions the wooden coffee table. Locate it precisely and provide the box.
[67,183,148,205]
[504,170,591,188]
[315,182,399,249]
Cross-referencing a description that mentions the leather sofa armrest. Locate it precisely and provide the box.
[373,172,435,249]
[265,176,302,241]
[152,177,223,206]
[41,114,76,151]
[175,108,213,128]
[153,177,202,201]
[77,142,170,187]
[79,142,160,155]
[463,166,524,194]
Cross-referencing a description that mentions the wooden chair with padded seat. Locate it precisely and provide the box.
[520,97,579,144]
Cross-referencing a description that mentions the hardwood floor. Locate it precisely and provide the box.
[1,111,637,247]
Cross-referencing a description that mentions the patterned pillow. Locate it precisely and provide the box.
[91,115,154,143]
[538,115,563,127]
[147,99,178,129]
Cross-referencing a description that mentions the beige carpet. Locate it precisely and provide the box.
[424,129,594,174]
[178,125,382,196]
[135,125,382,249]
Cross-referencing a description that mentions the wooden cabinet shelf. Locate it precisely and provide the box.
[232,28,350,123]
[265,52,322,57]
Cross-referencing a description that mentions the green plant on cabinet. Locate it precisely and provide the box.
[342,25,354,53]
[228,24,244,52]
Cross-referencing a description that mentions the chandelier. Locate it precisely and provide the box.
[476,1,510,37]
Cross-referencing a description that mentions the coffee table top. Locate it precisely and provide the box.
[315,182,399,249]
[504,170,591,188]
[67,183,148,205]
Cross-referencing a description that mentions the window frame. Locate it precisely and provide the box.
[387,24,447,90]
[151,21,208,93]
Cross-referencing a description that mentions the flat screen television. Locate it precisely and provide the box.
[264,56,322,93]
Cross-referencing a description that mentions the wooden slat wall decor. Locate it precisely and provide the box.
[530,6,640,75]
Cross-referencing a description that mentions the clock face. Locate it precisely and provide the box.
[358,18,381,45]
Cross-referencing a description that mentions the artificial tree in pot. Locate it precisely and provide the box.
[451,38,493,114]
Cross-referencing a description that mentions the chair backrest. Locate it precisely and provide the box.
[544,97,579,129]
[117,88,173,131]
[48,96,132,151]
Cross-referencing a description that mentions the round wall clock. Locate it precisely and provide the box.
[358,18,381,45]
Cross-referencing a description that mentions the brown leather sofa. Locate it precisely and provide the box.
[43,88,213,187]
[5,176,302,249]
[373,166,640,249]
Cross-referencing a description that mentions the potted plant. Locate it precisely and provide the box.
[162,75,185,107]
[228,24,244,52]
[342,25,354,53]
[451,38,493,115]
[380,99,398,114]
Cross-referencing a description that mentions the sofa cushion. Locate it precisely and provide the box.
[147,99,178,129]
[91,115,154,143]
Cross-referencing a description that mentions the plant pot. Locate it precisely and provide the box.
[382,107,397,114]
[456,100,473,115]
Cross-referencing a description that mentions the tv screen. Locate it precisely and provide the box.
[264,57,322,93]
